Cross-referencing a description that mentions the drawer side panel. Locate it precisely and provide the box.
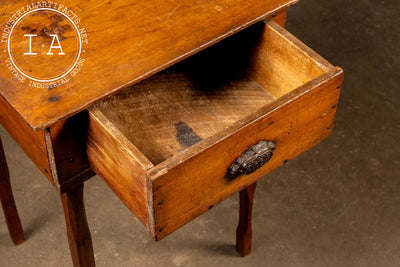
[87,109,150,227]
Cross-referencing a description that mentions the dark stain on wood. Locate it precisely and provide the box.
[21,19,71,42]
[49,96,60,102]
[21,26,37,34]
[174,121,202,148]
[39,22,71,41]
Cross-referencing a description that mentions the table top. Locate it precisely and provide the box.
[0,0,297,131]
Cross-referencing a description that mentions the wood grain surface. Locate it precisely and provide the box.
[0,0,297,131]
[86,108,153,226]
[148,20,342,239]
[94,71,276,165]
[48,112,92,185]
[0,95,53,182]
[149,68,343,240]
[61,183,95,267]
[236,182,257,257]
[87,20,343,240]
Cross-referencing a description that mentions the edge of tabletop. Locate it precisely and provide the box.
[1,0,299,132]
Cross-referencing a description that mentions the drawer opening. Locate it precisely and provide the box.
[94,20,332,166]
[87,19,342,239]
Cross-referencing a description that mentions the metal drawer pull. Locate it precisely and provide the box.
[226,140,275,181]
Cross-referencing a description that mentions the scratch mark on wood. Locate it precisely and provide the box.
[149,5,180,26]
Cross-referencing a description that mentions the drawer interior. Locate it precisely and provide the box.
[94,20,330,165]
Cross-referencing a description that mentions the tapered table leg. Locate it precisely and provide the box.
[61,183,95,267]
[236,182,257,257]
[0,137,25,246]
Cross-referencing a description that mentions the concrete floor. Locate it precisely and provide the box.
[1,1,399,266]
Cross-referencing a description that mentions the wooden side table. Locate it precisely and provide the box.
[0,1,342,266]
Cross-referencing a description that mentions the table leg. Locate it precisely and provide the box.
[0,137,25,246]
[236,181,257,257]
[61,182,95,267]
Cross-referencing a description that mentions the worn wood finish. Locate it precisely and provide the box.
[150,69,342,240]
[48,112,92,185]
[0,136,25,246]
[86,108,153,227]
[58,168,96,195]
[87,20,343,240]
[93,18,305,166]
[0,87,91,189]
[61,183,95,267]
[247,23,330,99]
[0,6,289,187]
[86,12,289,230]
[233,12,286,257]
[0,96,52,183]
[0,1,345,265]
[236,182,257,257]
[271,8,287,28]
[0,0,298,131]
[94,72,276,165]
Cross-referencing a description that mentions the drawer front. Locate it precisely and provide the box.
[149,69,343,240]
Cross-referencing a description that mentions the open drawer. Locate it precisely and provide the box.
[86,20,343,240]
